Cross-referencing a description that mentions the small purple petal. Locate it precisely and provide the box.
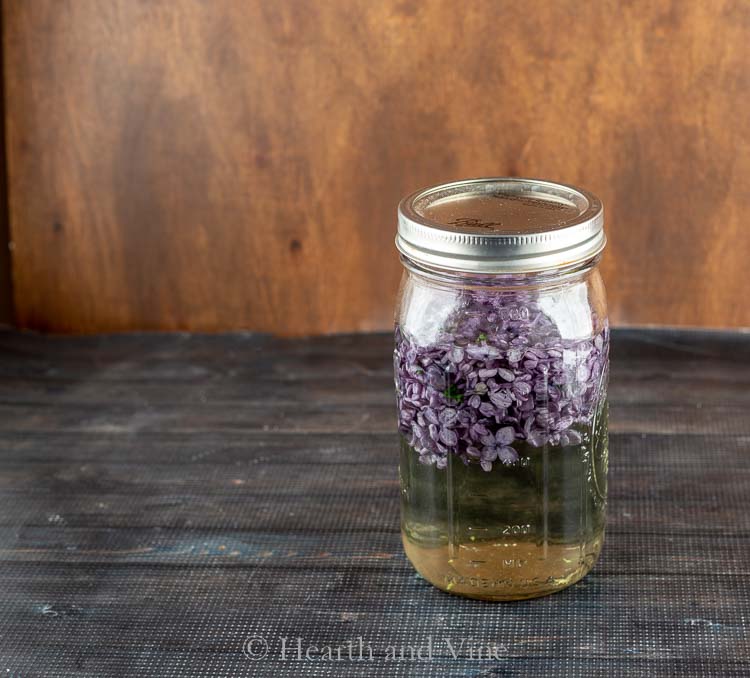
[498,446,519,465]
[495,426,515,446]
[479,402,496,417]
[439,408,458,427]
[507,348,524,363]
[489,390,512,409]
[514,381,532,397]
[449,346,465,363]
[527,429,548,447]
[481,446,498,461]
[466,446,482,459]
[471,422,489,437]
[439,428,458,446]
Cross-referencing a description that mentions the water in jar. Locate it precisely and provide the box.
[400,402,608,600]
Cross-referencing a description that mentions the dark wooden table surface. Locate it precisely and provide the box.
[0,328,748,677]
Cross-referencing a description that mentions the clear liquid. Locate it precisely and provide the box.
[400,404,608,601]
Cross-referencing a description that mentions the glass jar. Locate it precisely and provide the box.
[394,178,609,601]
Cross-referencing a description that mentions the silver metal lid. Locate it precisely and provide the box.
[396,177,605,273]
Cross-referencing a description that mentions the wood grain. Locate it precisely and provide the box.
[3,0,750,334]
[0,328,748,677]
[0,7,11,326]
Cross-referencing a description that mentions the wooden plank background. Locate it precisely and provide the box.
[2,0,749,335]
[0,7,11,326]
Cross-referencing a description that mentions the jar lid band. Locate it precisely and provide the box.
[397,177,605,273]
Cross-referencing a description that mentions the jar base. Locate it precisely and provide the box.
[402,532,603,601]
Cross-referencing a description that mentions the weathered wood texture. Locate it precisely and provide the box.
[0,328,748,677]
[3,0,749,335]
[0,7,11,326]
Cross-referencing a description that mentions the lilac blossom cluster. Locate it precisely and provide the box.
[395,292,608,472]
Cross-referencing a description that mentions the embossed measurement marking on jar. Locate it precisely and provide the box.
[474,307,530,323]
[497,307,530,322]
[502,524,533,536]
[445,574,513,589]
[444,574,545,589]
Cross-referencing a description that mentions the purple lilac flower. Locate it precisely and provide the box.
[395,291,609,471]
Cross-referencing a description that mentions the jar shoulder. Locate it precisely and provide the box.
[395,269,608,347]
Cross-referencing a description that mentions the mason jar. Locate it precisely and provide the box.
[394,178,609,601]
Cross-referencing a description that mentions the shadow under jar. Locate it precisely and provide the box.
[394,178,609,601]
